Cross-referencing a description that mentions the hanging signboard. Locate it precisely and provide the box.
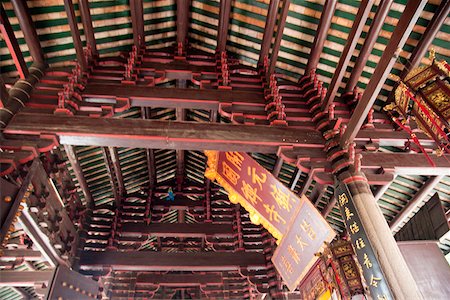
[272,196,336,291]
[204,150,301,240]
[335,182,394,300]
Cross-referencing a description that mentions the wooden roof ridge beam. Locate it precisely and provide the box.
[268,0,291,75]
[79,251,266,271]
[64,145,94,209]
[389,175,444,233]
[79,0,97,56]
[63,0,87,72]
[10,0,45,66]
[340,0,428,147]
[6,112,325,153]
[217,0,232,52]
[130,0,145,48]
[323,0,375,109]
[345,0,394,92]
[305,0,337,75]
[258,0,280,65]
[176,0,191,54]
[401,0,450,76]
[0,5,28,78]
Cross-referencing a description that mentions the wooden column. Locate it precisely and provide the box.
[305,0,337,74]
[323,0,374,109]
[217,0,232,52]
[258,0,280,65]
[341,0,427,146]
[268,0,290,75]
[63,0,87,72]
[10,0,45,65]
[339,173,422,299]
[130,0,145,48]
[345,0,394,92]
[0,5,28,78]
[79,0,98,56]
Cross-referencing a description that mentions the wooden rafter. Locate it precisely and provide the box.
[63,0,87,71]
[79,0,98,55]
[258,0,280,65]
[130,0,145,48]
[217,0,232,52]
[176,0,190,53]
[268,0,290,75]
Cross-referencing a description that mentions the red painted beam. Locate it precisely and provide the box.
[121,223,234,238]
[136,273,223,286]
[176,0,191,51]
[79,0,98,56]
[63,0,87,71]
[217,0,232,52]
[130,0,145,48]
[79,251,267,271]
[268,0,290,75]
[258,0,280,65]
[0,5,28,78]
[341,0,427,146]
[305,0,337,74]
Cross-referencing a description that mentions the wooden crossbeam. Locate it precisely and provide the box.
[341,0,427,146]
[6,113,324,153]
[217,0,232,52]
[0,249,42,261]
[136,273,223,286]
[0,270,53,287]
[121,223,234,238]
[0,5,28,78]
[79,251,266,271]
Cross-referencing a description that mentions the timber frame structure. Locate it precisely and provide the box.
[0,0,449,299]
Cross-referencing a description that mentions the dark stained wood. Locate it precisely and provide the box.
[141,107,156,187]
[0,249,42,260]
[79,251,267,271]
[121,223,234,237]
[268,0,290,75]
[136,273,223,286]
[79,0,98,55]
[341,0,428,146]
[109,147,124,197]
[0,77,8,108]
[10,0,45,65]
[176,0,190,50]
[0,271,53,286]
[258,0,280,65]
[64,145,94,209]
[272,156,283,177]
[102,147,121,206]
[345,0,394,92]
[63,0,87,71]
[217,0,232,52]
[130,0,145,48]
[0,5,28,78]
[324,0,374,108]
[6,113,325,153]
[401,0,450,75]
[305,0,337,74]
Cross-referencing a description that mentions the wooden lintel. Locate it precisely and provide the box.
[136,273,223,286]
[0,270,54,287]
[0,249,42,261]
[120,223,234,238]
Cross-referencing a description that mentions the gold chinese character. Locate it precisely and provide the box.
[241,180,262,205]
[295,235,309,251]
[355,237,366,250]
[338,193,349,206]
[363,253,373,269]
[288,244,300,264]
[377,295,388,300]
[248,167,267,190]
[301,220,316,240]
[222,162,240,185]
[226,152,244,170]
[370,275,382,287]
[349,222,359,235]
[264,204,286,224]
[270,184,293,212]
[344,206,354,220]
[281,255,293,274]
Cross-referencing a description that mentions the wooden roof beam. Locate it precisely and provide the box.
[120,223,234,238]
[0,77,7,108]
[6,112,325,153]
[79,251,266,271]
[176,0,190,54]
[64,144,94,209]
[401,0,450,76]
[217,0,232,52]
[345,0,394,92]
[136,273,223,286]
[305,0,337,75]
[130,0,145,48]
[0,270,53,287]
[63,0,87,72]
[79,0,98,56]
[176,80,186,192]
[109,147,125,197]
[268,0,291,75]
[10,0,45,66]
[324,0,375,109]
[258,0,280,65]
[102,147,121,207]
[389,175,444,233]
[0,5,28,79]
[141,108,156,188]
[340,0,427,147]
